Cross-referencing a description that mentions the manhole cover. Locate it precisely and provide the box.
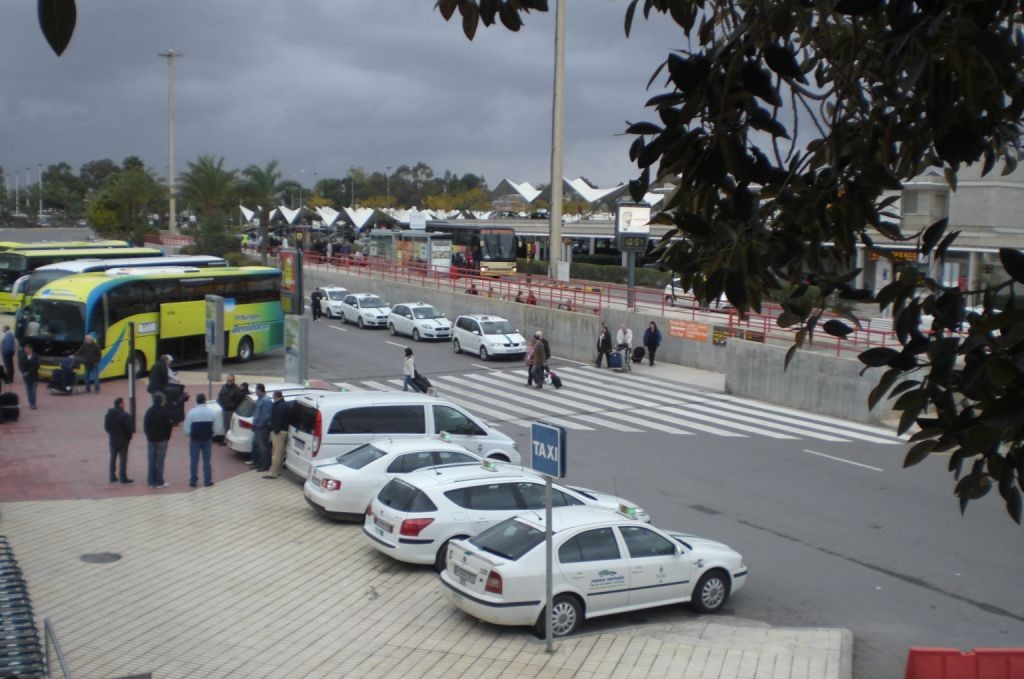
[80,552,122,564]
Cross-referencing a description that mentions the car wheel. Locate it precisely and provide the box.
[236,336,254,363]
[125,350,147,379]
[453,339,462,354]
[326,308,334,319]
[433,537,464,573]
[388,323,397,336]
[412,328,421,342]
[357,317,365,329]
[479,346,489,361]
[690,569,730,613]
[487,453,510,463]
[536,594,582,638]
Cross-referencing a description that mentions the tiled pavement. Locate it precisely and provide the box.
[0,369,852,679]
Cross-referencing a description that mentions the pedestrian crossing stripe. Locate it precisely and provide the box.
[331,366,905,445]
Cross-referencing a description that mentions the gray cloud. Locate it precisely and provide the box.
[2,1,681,189]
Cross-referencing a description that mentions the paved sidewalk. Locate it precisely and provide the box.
[0,363,852,679]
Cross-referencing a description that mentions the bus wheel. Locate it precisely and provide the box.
[237,337,254,363]
[125,351,147,379]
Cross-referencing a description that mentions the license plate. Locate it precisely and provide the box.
[373,516,393,533]
[452,564,476,585]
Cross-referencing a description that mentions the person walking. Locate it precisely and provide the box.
[643,321,662,367]
[526,331,551,387]
[19,344,39,409]
[402,348,419,392]
[616,324,634,372]
[104,396,134,483]
[147,354,172,405]
[263,390,289,479]
[530,331,548,388]
[595,323,613,368]
[310,288,322,321]
[250,383,272,471]
[184,393,217,488]
[143,392,173,488]
[74,334,102,393]
[216,374,246,440]
[1,325,15,385]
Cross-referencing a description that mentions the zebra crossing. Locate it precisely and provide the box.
[333,365,906,446]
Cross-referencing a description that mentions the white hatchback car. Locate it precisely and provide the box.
[304,438,483,521]
[452,314,527,360]
[363,464,649,571]
[319,286,349,319]
[388,302,452,341]
[440,507,747,637]
[224,381,338,455]
[339,293,391,328]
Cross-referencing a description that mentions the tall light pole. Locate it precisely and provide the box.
[14,170,20,214]
[548,0,567,281]
[38,164,43,216]
[159,49,184,235]
[385,166,392,208]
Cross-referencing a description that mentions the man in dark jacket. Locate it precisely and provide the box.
[144,393,173,488]
[263,390,290,479]
[147,354,172,404]
[216,374,246,441]
[595,323,613,368]
[19,344,40,410]
[74,334,102,393]
[104,397,134,483]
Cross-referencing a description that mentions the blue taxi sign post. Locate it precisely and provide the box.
[531,422,566,653]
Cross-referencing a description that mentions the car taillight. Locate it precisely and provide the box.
[399,518,434,537]
[312,410,322,457]
[320,479,341,491]
[365,503,373,517]
[240,419,252,430]
[485,571,502,594]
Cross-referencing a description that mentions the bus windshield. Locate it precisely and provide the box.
[480,231,517,261]
[0,254,28,291]
[25,269,75,296]
[20,299,86,356]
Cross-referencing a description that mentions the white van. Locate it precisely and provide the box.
[285,392,520,478]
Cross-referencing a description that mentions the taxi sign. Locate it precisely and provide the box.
[531,422,567,478]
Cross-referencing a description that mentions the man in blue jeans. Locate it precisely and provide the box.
[184,392,217,488]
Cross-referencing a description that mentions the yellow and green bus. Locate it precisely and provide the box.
[0,240,130,252]
[0,247,163,313]
[18,266,283,380]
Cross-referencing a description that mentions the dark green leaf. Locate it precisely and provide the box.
[462,1,481,39]
[823,319,852,338]
[437,0,458,20]
[834,0,882,15]
[784,343,798,371]
[1006,488,1022,524]
[904,440,936,467]
[38,0,76,56]
[1000,248,1024,284]
[763,44,803,80]
[741,61,782,107]
[624,0,639,36]
[868,368,900,411]
[625,121,662,135]
[935,230,961,259]
[920,218,948,257]
[859,347,899,367]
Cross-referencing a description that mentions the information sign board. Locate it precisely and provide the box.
[531,422,567,478]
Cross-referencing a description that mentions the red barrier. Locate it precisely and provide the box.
[906,647,1024,679]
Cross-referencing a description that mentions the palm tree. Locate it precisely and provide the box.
[240,160,290,265]
[177,155,238,223]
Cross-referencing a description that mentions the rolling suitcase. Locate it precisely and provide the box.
[546,370,563,389]
[412,372,431,394]
[632,347,646,363]
[164,383,188,424]
[0,392,18,423]
[607,351,622,369]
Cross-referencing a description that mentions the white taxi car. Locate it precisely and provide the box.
[440,507,747,637]
[388,302,452,341]
[339,293,391,328]
[452,314,526,360]
[224,381,337,455]
[363,464,649,571]
[304,438,482,521]
[318,286,349,319]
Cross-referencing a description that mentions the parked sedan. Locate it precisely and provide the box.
[319,286,349,319]
[339,293,391,328]
[440,507,747,637]
[388,302,452,341]
[304,438,482,521]
[225,381,338,455]
[363,465,649,571]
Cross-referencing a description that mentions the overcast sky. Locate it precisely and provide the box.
[1,1,683,191]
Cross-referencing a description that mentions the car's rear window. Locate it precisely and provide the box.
[377,479,437,512]
[470,517,544,561]
[336,443,386,470]
[235,398,256,417]
[291,402,319,434]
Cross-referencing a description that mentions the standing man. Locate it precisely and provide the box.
[616,324,634,372]
[530,331,548,388]
[148,354,172,405]
[250,383,272,472]
[104,396,134,483]
[1,325,15,385]
[643,321,662,367]
[595,323,613,368]
[184,393,216,488]
[19,343,39,410]
[263,390,289,479]
[310,288,322,322]
[216,374,246,441]
[75,334,102,393]
[144,392,173,488]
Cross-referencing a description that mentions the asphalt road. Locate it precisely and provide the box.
[295,305,1024,679]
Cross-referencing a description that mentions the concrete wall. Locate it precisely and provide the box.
[303,267,891,424]
[724,339,894,423]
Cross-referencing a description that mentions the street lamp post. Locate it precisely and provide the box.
[14,170,19,214]
[38,164,43,217]
[548,0,567,282]
[159,49,184,235]
[386,166,392,208]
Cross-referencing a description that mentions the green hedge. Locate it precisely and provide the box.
[516,259,672,288]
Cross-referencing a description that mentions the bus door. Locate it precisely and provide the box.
[160,301,205,361]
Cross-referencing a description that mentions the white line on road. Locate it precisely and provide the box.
[470,363,491,370]
[802,449,883,472]
[329,325,347,332]
[384,341,408,349]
